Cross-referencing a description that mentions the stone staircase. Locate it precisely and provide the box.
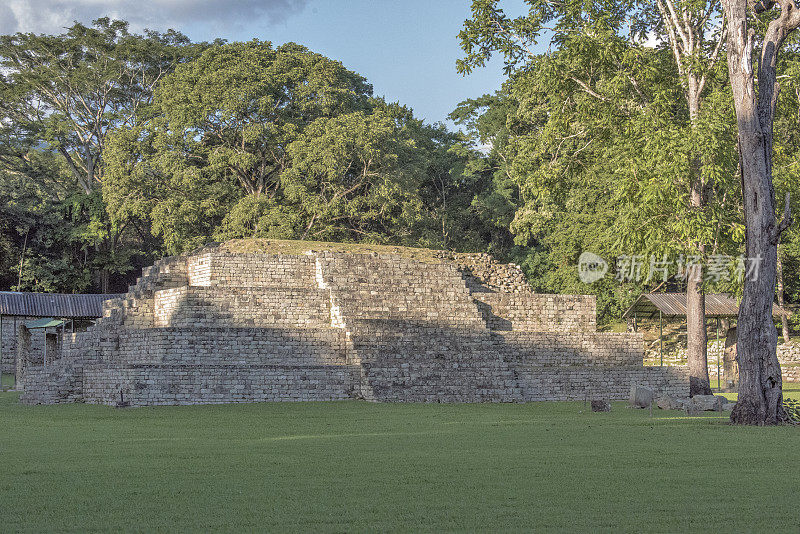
[317,253,522,402]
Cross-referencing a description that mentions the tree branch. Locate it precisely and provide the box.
[569,76,610,102]
[773,192,793,244]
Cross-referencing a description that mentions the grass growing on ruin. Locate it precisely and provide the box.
[214,238,457,262]
[1,391,799,533]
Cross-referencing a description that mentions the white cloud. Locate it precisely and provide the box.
[0,0,309,35]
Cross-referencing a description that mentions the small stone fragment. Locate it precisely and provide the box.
[629,384,654,408]
[684,403,703,416]
[691,394,723,412]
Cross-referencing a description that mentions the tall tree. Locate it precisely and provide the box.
[0,18,204,291]
[651,0,728,395]
[0,18,201,194]
[721,0,797,424]
[103,41,458,252]
[458,1,734,392]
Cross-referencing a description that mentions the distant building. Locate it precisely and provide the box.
[0,292,123,378]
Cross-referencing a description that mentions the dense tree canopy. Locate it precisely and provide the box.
[102,40,506,254]
[0,18,204,291]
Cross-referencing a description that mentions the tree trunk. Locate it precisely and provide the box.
[721,0,797,424]
[777,245,790,342]
[723,325,739,391]
[732,147,784,424]
[100,269,110,294]
[686,80,712,397]
[687,273,712,395]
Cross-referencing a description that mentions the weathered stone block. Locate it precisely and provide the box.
[692,395,723,412]
[629,384,654,408]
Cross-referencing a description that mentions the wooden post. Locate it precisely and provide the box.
[716,318,721,391]
[659,310,663,367]
[12,316,16,389]
[0,314,3,389]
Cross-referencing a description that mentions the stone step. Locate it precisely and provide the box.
[81,363,360,406]
[495,332,644,367]
[67,326,349,367]
[153,286,332,328]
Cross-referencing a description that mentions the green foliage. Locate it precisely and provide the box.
[783,397,800,423]
[1,21,519,291]
[0,17,203,194]
[0,19,205,292]
[104,40,507,255]
[456,0,755,322]
[104,40,379,252]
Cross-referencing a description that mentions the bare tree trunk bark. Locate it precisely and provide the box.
[100,269,110,294]
[777,245,791,342]
[723,325,739,391]
[687,87,712,396]
[687,272,712,395]
[721,0,798,424]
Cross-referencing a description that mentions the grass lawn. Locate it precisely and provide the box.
[1,390,798,532]
[1,372,14,389]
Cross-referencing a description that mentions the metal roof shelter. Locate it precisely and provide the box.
[0,292,122,389]
[623,292,790,386]
[0,292,122,318]
[623,292,787,320]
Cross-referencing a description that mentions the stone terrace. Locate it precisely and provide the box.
[17,241,689,405]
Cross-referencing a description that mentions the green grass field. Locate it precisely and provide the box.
[1,389,798,532]
[1,372,14,389]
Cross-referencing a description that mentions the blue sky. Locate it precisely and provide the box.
[1,0,533,127]
[185,0,528,126]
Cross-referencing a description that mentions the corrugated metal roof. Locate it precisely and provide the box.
[623,293,788,319]
[0,292,123,318]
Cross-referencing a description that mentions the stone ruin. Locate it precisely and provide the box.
[16,241,690,405]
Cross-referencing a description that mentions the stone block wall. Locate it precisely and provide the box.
[442,252,531,293]
[783,365,800,382]
[18,358,83,404]
[778,341,800,363]
[474,293,596,332]
[187,253,212,286]
[517,366,690,401]
[113,327,346,366]
[188,252,317,288]
[153,287,331,328]
[778,342,800,383]
[138,255,189,291]
[498,332,644,367]
[319,254,486,330]
[350,326,521,402]
[81,364,359,406]
[60,325,347,366]
[1,316,37,374]
[2,319,60,374]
